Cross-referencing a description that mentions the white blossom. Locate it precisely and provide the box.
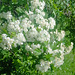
[31,43,41,49]
[25,45,33,52]
[55,30,65,41]
[36,60,51,72]
[0,34,14,50]
[25,28,38,42]
[65,42,73,54]
[20,18,32,32]
[13,33,26,47]
[37,29,50,42]
[0,11,12,20]
[7,20,21,34]
[48,17,56,29]
[54,57,64,67]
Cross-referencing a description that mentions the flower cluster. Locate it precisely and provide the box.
[36,60,52,72]
[0,0,73,72]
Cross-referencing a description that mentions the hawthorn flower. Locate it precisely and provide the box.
[54,57,64,67]
[7,20,21,34]
[13,32,26,47]
[36,60,51,72]
[48,17,56,29]
[31,43,41,49]
[37,29,50,43]
[25,45,33,52]
[0,11,12,20]
[0,34,14,50]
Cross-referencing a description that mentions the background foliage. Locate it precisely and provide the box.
[0,0,75,75]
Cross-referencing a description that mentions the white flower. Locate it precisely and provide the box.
[25,28,38,42]
[36,60,51,72]
[37,30,50,42]
[47,47,53,54]
[31,0,40,10]
[13,33,26,47]
[7,20,21,34]
[25,45,33,51]
[35,9,45,16]
[48,17,56,29]
[39,1,45,10]
[0,34,14,50]
[61,31,65,38]
[65,42,73,54]
[20,18,32,32]
[0,11,12,20]
[54,57,64,67]
[31,0,45,11]
[31,43,41,49]
[60,43,65,52]
[55,30,65,41]
[6,11,12,20]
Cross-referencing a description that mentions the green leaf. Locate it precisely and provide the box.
[17,59,22,64]
[45,53,52,61]
[16,7,23,13]
[33,49,42,56]
[12,0,18,4]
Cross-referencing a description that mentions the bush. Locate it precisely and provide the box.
[0,0,74,75]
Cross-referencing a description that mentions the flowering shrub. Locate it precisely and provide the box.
[0,0,73,74]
